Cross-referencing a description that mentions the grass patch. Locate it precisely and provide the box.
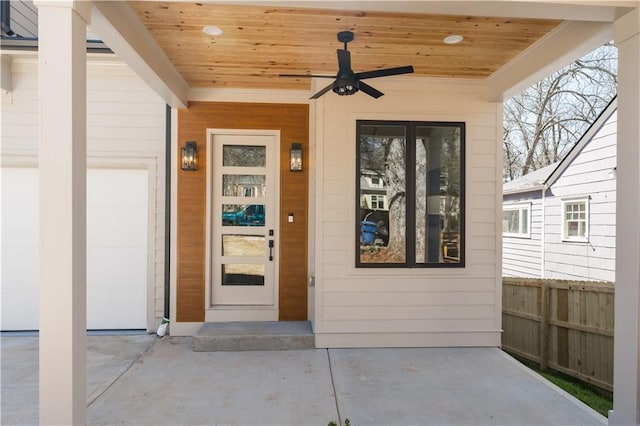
[539,371,612,417]
[512,356,612,417]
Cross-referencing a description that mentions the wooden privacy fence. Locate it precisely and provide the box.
[502,277,614,393]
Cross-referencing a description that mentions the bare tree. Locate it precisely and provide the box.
[385,137,407,262]
[503,43,617,181]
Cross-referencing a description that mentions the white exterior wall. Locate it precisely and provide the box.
[544,112,617,282]
[502,193,544,278]
[312,77,502,348]
[1,54,167,330]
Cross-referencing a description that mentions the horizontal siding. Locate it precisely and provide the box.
[324,305,495,320]
[321,319,497,333]
[543,111,617,282]
[502,194,543,278]
[315,78,501,346]
[2,55,167,329]
[324,291,496,306]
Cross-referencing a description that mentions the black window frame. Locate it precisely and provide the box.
[355,120,466,268]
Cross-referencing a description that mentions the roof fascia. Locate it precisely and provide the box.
[90,1,188,108]
[503,184,545,196]
[485,20,613,102]
[544,97,618,187]
[216,1,634,22]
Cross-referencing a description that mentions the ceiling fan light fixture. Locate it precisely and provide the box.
[443,34,464,45]
[333,83,358,96]
[202,25,223,36]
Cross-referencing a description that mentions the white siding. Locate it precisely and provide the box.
[502,193,544,278]
[313,78,501,348]
[1,54,167,330]
[544,112,617,282]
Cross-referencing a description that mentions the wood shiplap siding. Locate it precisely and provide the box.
[502,193,543,278]
[544,112,617,282]
[313,77,502,347]
[1,55,167,330]
[176,102,309,322]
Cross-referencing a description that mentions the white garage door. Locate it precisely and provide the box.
[1,166,149,330]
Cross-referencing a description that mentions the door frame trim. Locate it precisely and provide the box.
[204,128,281,322]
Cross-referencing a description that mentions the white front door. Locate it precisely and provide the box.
[209,132,278,308]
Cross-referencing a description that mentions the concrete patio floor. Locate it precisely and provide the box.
[1,334,606,426]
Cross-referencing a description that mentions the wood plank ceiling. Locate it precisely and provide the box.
[129,2,562,90]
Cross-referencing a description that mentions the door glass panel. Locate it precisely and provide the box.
[222,264,265,286]
[222,235,266,257]
[223,145,266,167]
[222,175,266,197]
[222,204,265,226]
[211,133,276,307]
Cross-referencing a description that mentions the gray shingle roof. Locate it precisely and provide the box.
[503,162,558,194]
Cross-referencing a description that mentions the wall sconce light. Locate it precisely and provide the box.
[181,141,198,171]
[290,143,303,172]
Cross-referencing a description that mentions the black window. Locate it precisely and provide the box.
[356,120,465,267]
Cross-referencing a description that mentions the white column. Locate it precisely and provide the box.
[610,7,640,426]
[35,1,90,424]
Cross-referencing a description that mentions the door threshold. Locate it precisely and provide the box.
[205,306,278,322]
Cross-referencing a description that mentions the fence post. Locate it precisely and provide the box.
[539,281,549,371]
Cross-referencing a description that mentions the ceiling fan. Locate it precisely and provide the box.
[280,31,414,99]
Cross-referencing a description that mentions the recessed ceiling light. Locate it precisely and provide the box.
[443,35,464,45]
[202,25,223,36]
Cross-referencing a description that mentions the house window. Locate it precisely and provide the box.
[503,204,531,238]
[562,198,589,241]
[370,195,385,210]
[356,120,465,267]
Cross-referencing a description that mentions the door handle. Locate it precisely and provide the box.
[268,240,274,261]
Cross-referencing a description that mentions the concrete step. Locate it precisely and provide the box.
[192,321,314,352]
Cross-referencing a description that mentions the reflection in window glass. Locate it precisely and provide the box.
[503,204,530,237]
[222,204,266,226]
[358,125,406,264]
[222,234,265,257]
[223,175,266,197]
[503,210,521,233]
[222,264,265,286]
[357,121,464,268]
[416,126,461,264]
[223,145,266,167]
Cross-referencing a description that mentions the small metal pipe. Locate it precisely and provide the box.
[163,104,171,321]
[1,0,15,36]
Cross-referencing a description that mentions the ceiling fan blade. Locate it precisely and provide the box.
[279,73,335,78]
[358,81,384,99]
[310,81,336,99]
[356,66,414,80]
[337,49,352,73]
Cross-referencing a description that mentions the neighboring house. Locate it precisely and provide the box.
[1,5,167,331]
[360,170,388,212]
[502,97,617,282]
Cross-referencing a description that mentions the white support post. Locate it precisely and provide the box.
[35,1,90,424]
[610,7,640,426]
